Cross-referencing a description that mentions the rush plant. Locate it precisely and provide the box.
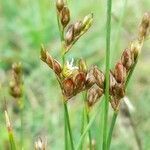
[3,0,150,150]
[40,0,150,150]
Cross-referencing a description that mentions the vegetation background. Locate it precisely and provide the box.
[0,0,150,149]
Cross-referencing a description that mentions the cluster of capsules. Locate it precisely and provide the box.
[41,0,150,110]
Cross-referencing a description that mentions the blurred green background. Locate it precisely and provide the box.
[0,0,150,149]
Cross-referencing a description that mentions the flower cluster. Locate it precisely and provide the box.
[9,63,23,98]
[42,0,150,111]
[56,0,93,53]
[109,12,150,111]
[41,46,104,101]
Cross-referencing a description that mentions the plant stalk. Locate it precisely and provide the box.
[103,0,112,149]
[76,100,102,150]
[64,102,75,150]
[83,93,92,150]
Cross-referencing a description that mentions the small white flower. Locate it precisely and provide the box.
[66,58,78,71]
[63,58,78,77]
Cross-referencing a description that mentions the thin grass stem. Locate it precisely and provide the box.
[107,111,118,149]
[102,0,112,149]
[64,102,75,150]
[76,100,103,150]
[83,93,92,150]
[80,108,85,150]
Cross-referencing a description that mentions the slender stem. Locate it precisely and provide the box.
[112,0,127,63]
[76,100,102,150]
[103,0,112,149]
[80,109,85,150]
[19,96,24,149]
[107,111,118,149]
[86,111,92,150]
[9,132,17,150]
[64,104,68,150]
[97,98,105,150]
[83,93,92,150]
[64,102,75,150]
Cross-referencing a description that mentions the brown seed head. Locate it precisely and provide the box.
[87,85,103,107]
[60,6,70,28]
[62,78,74,99]
[9,63,22,98]
[85,67,96,88]
[130,40,143,61]
[45,52,54,69]
[74,21,82,36]
[65,25,74,45]
[113,83,125,100]
[53,60,62,75]
[138,12,150,40]
[93,66,104,89]
[56,0,65,12]
[121,48,133,71]
[40,45,47,62]
[114,62,126,84]
[12,63,22,75]
[74,72,86,91]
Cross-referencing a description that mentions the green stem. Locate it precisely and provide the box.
[64,104,68,150]
[80,109,85,150]
[64,102,75,150]
[86,111,92,150]
[76,100,102,150]
[112,0,127,63]
[83,93,92,150]
[103,0,112,149]
[97,98,105,150]
[9,132,17,150]
[19,96,24,149]
[107,111,118,149]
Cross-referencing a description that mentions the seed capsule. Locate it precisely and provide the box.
[121,48,133,71]
[87,85,103,107]
[65,25,74,45]
[138,12,150,40]
[78,59,87,72]
[45,52,54,69]
[130,40,143,61]
[74,21,82,36]
[40,45,47,62]
[114,62,126,84]
[62,78,74,99]
[82,13,93,31]
[60,6,70,28]
[85,67,96,88]
[56,0,65,12]
[113,83,125,100]
[74,72,86,91]
[53,60,62,75]
[93,66,104,89]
